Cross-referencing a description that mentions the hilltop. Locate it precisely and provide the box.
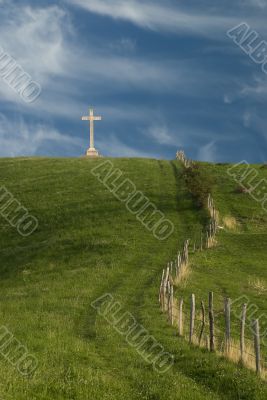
[0,157,266,400]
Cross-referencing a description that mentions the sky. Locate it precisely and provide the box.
[0,0,267,162]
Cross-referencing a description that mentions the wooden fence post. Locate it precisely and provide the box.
[253,319,261,374]
[176,253,181,278]
[170,261,173,278]
[163,280,167,312]
[224,297,231,354]
[178,298,184,336]
[205,335,209,350]
[209,292,215,352]
[164,266,170,312]
[159,269,165,306]
[167,280,171,316]
[189,294,195,344]
[169,285,174,325]
[199,301,206,345]
[208,193,211,209]
[240,303,247,363]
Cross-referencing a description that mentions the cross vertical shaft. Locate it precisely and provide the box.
[90,117,94,149]
[89,108,96,149]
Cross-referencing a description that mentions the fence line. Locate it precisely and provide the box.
[206,193,219,248]
[176,149,219,250]
[176,150,193,169]
[159,279,266,377]
[159,152,266,378]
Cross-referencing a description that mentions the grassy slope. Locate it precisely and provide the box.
[0,158,266,400]
[177,162,267,364]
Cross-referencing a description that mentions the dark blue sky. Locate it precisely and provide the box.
[0,0,267,162]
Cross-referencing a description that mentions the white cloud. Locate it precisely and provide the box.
[241,110,267,141]
[0,1,184,119]
[244,0,267,8]
[256,0,267,7]
[0,1,264,160]
[66,0,245,37]
[197,141,217,162]
[97,133,158,158]
[240,74,267,99]
[243,111,252,127]
[0,113,82,157]
[108,38,137,53]
[243,83,267,96]
[146,125,177,146]
[0,5,68,85]
[0,0,238,125]
[223,94,233,104]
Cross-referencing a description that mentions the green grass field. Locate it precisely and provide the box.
[0,157,266,399]
[172,162,267,371]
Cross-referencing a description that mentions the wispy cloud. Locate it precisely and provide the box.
[108,38,137,53]
[244,0,267,8]
[0,113,82,157]
[0,5,68,84]
[0,2,183,116]
[145,124,178,146]
[0,0,266,161]
[66,0,247,37]
[240,75,267,98]
[197,141,217,162]
[97,133,159,158]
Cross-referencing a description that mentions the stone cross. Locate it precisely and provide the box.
[82,107,102,157]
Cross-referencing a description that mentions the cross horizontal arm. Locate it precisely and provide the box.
[81,116,102,121]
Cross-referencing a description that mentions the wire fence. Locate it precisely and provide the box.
[159,161,267,379]
[159,269,267,378]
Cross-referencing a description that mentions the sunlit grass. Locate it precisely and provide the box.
[0,158,266,399]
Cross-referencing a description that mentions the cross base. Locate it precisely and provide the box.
[86,147,101,158]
